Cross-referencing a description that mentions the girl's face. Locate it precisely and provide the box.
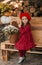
[22,16,28,26]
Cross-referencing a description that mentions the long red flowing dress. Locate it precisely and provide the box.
[15,24,36,50]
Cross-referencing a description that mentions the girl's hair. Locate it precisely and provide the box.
[21,21,30,27]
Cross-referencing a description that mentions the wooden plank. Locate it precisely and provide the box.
[27,51,42,54]
[1,49,18,52]
[31,17,42,24]
[1,41,42,49]
[1,49,42,54]
[32,30,42,45]
[1,50,9,61]
[1,41,14,45]
[1,43,5,49]
[32,26,42,30]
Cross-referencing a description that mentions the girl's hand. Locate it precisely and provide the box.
[18,24,21,28]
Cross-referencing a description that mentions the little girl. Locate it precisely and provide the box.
[15,12,36,64]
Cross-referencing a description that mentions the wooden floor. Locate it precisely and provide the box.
[0,51,42,65]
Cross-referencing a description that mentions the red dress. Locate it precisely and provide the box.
[15,24,36,50]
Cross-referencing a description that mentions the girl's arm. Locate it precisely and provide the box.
[18,24,21,28]
[20,24,31,34]
[20,26,28,34]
